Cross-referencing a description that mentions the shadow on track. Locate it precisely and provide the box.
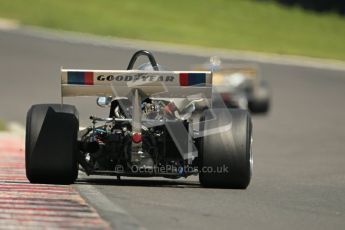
[75,176,201,189]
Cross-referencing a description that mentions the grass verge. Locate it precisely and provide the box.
[0,120,6,131]
[0,0,344,60]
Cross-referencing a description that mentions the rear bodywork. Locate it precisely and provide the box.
[61,69,213,178]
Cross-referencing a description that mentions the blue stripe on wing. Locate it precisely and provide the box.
[67,72,85,85]
[188,73,206,86]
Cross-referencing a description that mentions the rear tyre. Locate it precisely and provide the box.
[26,104,79,184]
[248,80,270,114]
[248,99,269,114]
[199,109,252,189]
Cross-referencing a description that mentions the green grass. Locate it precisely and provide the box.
[0,0,345,60]
[0,120,6,131]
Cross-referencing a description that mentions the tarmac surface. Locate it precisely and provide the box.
[0,27,345,230]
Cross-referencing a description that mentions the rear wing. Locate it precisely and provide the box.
[61,69,212,99]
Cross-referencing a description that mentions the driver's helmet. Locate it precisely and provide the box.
[205,56,222,71]
[137,63,170,107]
[137,62,165,71]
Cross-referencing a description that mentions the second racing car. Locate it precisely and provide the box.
[194,57,271,114]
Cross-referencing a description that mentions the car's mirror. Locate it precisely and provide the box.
[96,96,112,107]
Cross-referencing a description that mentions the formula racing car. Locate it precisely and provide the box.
[194,57,271,114]
[25,50,253,188]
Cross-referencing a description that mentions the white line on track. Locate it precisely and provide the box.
[0,18,19,30]
[76,182,145,230]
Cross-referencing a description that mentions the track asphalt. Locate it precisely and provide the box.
[0,27,344,230]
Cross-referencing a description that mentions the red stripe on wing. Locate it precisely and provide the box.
[179,73,189,86]
[84,72,94,85]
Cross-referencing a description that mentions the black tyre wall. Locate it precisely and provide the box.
[248,80,270,114]
[26,104,79,184]
[248,99,270,114]
[199,109,252,189]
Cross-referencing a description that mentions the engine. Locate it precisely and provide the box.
[78,99,196,178]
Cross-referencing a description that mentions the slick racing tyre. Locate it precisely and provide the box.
[248,80,270,114]
[199,109,252,189]
[26,104,79,184]
[248,98,270,114]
